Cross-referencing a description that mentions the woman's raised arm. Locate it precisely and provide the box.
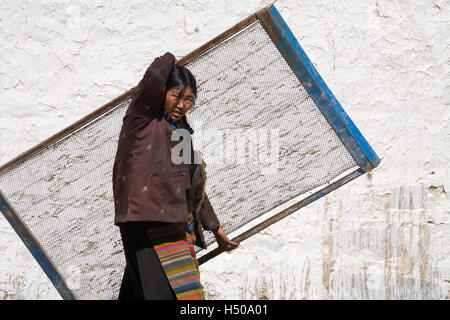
[129,52,176,116]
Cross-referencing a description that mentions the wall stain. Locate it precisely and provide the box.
[322,197,335,298]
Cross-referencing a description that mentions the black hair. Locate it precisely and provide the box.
[166,64,197,97]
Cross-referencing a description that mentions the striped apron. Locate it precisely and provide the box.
[151,211,205,300]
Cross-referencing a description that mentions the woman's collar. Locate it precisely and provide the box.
[163,113,194,134]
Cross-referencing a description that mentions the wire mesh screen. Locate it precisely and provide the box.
[0,20,359,299]
[184,21,358,247]
[0,101,130,299]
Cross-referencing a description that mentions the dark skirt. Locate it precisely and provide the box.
[118,222,177,300]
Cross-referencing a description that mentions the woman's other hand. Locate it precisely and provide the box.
[213,227,239,251]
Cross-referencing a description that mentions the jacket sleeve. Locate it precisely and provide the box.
[128,52,176,116]
[199,193,220,232]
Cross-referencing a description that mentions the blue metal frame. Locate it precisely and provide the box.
[259,5,380,172]
[0,191,75,300]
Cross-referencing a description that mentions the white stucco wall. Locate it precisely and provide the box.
[0,0,448,299]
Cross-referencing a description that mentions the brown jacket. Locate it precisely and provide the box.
[112,52,220,249]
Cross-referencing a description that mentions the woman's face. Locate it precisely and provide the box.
[164,86,195,122]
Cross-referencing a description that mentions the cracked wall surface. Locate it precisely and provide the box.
[1,0,449,299]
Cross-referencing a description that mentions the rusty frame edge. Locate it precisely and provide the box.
[198,168,365,265]
[176,15,258,66]
[0,190,76,300]
[0,87,137,176]
[176,2,277,66]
